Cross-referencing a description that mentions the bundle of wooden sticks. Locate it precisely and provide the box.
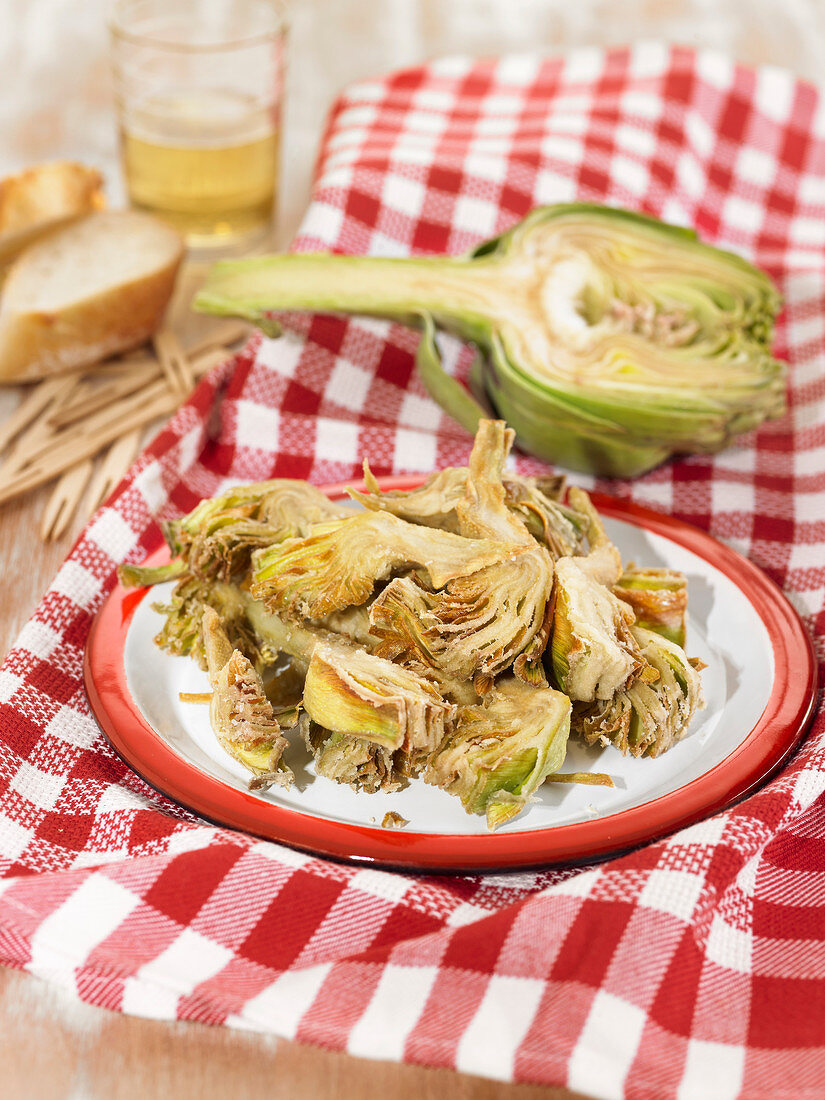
[0,321,248,540]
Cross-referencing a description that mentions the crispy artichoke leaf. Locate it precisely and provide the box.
[614,566,688,647]
[201,606,292,782]
[566,486,623,587]
[426,677,571,829]
[454,420,531,544]
[348,464,468,532]
[370,538,554,682]
[350,453,583,558]
[303,639,455,760]
[310,728,403,794]
[151,575,260,670]
[250,510,513,619]
[258,480,349,533]
[573,625,705,757]
[162,479,348,579]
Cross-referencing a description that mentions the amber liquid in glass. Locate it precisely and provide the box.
[121,90,278,248]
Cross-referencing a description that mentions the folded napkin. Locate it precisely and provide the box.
[1,44,823,1100]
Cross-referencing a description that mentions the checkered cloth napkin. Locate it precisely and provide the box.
[1,43,824,1099]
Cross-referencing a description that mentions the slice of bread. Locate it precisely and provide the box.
[0,161,105,268]
[0,210,184,382]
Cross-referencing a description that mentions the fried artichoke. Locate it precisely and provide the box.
[194,203,785,477]
[426,678,571,829]
[614,566,688,647]
[573,625,704,757]
[201,606,292,784]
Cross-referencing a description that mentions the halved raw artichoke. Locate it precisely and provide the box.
[194,203,785,477]
[573,625,705,757]
[426,677,571,829]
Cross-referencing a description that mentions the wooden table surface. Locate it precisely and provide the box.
[1,1,824,1096]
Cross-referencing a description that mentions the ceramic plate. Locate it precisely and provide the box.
[84,481,817,871]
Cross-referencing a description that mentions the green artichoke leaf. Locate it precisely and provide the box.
[194,203,785,477]
[426,677,571,829]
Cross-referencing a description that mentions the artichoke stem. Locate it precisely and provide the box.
[194,252,502,341]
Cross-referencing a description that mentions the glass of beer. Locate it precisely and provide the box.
[110,0,287,253]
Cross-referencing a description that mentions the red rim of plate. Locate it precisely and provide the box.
[84,479,818,872]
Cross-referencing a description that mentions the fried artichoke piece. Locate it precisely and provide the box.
[250,510,511,619]
[201,606,292,784]
[458,420,556,683]
[426,678,571,829]
[151,575,260,670]
[550,556,646,702]
[502,480,586,559]
[348,464,468,532]
[370,542,553,683]
[258,480,349,533]
[349,458,583,557]
[367,422,555,684]
[548,486,645,702]
[160,479,348,582]
[614,566,688,647]
[566,485,623,587]
[303,639,454,766]
[308,727,402,794]
[454,421,532,543]
[573,625,705,757]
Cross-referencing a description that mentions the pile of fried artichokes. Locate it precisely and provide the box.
[120,421,705,830]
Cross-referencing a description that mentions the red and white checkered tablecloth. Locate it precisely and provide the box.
[1,44,824,1099]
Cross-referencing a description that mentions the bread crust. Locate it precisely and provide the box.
[0,162,105,268]
[0,161,104,235]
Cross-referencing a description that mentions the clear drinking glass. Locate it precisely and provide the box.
[110,0,287,253]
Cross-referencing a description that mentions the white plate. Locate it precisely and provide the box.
[124,514,771,836]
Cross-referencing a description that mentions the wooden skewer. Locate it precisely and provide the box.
[49,363,159,429]
[154,329,195,396]
[186,321,249,358]
[84,428,142,516]
[88,353,160,378]
[20,376,175,470]
[0,374,82,477]
[0,374,78,458]
[51,345,231,431]
[40,459,94,542]
[0,324,250,518]
[0,387,178,506]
